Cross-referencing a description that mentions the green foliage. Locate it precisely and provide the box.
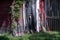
[9,0,24,18]
[14,0,23,18]
[9,0,24,32]
[1,32,60,40]
[11,22,15,31]
[29,32,60,40]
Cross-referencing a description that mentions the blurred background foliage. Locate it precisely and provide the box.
[9,0,24,33]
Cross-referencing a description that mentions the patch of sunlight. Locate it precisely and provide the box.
[55,35,60,37]
[22,34,31,38]
[46,31,59,35]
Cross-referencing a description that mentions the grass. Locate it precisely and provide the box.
[0,31,60,40]
[29,31,60,40]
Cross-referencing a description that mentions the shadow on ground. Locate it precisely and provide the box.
[0,36,9,40]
